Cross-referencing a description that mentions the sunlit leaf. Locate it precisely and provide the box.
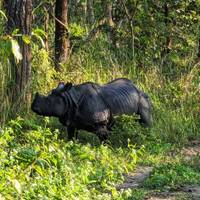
[22,35,31,44]
[12,179,22,194]
[11,39,23,63]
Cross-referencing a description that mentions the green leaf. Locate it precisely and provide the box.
[32,30,45,48]
[32,28,46,37]
[22,35,31,44]
[11,39,23,63]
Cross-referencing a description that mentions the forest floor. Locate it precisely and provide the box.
[117,140,200,200]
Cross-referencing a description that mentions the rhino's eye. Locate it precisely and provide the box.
[51,90,60,96]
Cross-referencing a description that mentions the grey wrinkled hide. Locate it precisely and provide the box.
[32,78,152,142]
[100,78,140,115]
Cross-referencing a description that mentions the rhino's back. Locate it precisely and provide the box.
[100,78,140,115]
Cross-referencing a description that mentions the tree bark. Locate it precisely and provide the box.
[161,2,172,57]
[55,0,70,71]
[44,4,49,51]
[86,0,95,26]
[6,0,32,107]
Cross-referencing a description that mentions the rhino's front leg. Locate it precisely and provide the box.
[67,125,76,140]
[107,115,115,131]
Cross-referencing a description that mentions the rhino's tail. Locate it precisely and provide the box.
[137,92,153,127]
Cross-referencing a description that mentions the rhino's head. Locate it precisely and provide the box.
[31,82,72,117]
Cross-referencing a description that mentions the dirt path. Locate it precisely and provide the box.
[116,140,200,200]
[116,166,153,190]
[181,140,200,160]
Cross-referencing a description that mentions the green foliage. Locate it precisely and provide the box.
[144,163,200,190]
[0,27,46,64]
[31,48,56,94]
[0,117,141,199]
[69,23,86,38]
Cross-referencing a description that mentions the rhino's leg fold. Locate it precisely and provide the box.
[138,95,152,127]
[107,116,115,131]
[67,125,76,140]
[95,125,109,143]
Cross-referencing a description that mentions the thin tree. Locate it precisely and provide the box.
[55,0,70,71]
[161,2,172,57]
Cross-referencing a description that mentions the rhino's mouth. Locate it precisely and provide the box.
[31,104,52,116]
[31,94,51,116]
[31,102,43,115]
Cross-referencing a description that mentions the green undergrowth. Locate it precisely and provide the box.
[0,117,145,199]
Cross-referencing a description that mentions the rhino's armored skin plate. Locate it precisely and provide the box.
[31,78,152,142]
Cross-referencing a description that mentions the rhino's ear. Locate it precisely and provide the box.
[64,82,73,91]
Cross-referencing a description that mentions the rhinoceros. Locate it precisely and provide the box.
[31,78,152,142]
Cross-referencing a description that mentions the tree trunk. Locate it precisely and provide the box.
[55,0,70,71]
[101,0,116,48]
[86,0,95,26]
[5,0,32,108]
[161,2,172,57]
[44,4,49,51]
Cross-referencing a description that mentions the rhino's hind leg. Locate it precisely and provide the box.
[137,94,152,127]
